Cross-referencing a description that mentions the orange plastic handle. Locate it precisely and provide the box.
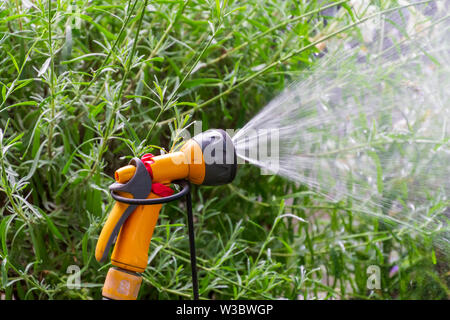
[95,192,162,273]
[110,193,163,273]
[95,190,133,263]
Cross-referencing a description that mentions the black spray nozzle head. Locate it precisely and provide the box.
[192,129,237,186]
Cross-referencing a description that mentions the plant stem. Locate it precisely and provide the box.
[159,0,434,125]
[69,0,139,109]
[86,0,149,180]
[142,24,221,146]
[203,0,349,68]
[47,0,56,159]
[125,0,190,94]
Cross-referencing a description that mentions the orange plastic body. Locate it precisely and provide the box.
[95,190,163,273]
[96,139,206,299]
[180,139,206,184]
[102,267,142,300]
[147,141,206,184]
[110,192,162,273]
[150,151,189,183]
[107,140,206,185]
[95,190,132,263]
[115,165,135,183]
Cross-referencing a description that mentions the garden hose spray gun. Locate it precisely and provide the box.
[95,129,237,300]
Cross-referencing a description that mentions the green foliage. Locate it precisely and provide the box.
[0,0,447,300]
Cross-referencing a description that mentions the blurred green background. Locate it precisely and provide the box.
[0,0,448,299]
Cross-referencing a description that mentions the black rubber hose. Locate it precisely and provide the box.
[185,187,199,300]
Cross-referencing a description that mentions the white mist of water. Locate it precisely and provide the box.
[232,1,449,252]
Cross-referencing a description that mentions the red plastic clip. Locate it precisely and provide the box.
[141,153,155,178]
[151,183,174,197]
[141,153,174,197]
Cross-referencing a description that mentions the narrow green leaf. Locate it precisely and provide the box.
[38,209,64,241]
[6,51,19,74]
